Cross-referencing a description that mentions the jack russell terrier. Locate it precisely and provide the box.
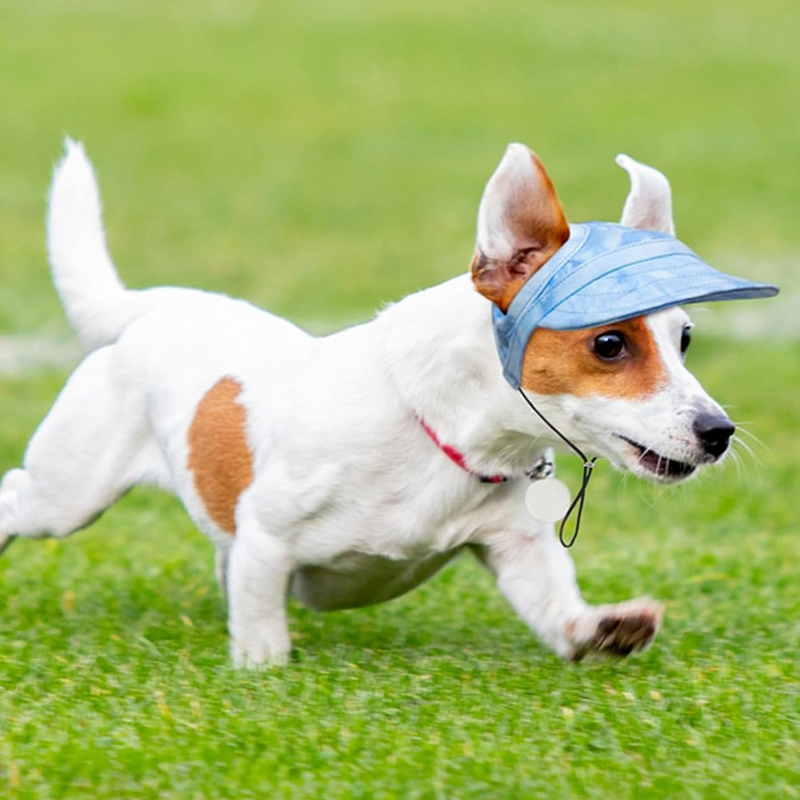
[0,141,777,667]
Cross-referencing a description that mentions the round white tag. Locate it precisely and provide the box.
[525,478,572,523]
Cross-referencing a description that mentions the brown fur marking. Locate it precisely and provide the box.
[471,150,569,313]
[187,378,254,534]
[521,316,666,398]
[471,245,565,314]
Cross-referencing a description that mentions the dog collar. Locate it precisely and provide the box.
[419,419,508,484]
[492,222,779,389]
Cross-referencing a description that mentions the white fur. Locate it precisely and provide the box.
[477,143,548,260]
[0,142,732,667]
[616,153,676,235]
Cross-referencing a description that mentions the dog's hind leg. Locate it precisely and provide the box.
[473,525,662,660]
[0,346,165,551]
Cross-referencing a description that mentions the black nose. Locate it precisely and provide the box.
[693,412,735,458]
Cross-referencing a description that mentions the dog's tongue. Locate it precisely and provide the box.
[525,478,571,523]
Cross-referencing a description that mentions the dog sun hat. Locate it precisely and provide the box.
[493,221,779,390]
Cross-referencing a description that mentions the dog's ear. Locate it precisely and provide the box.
[471,144,569,313]
[616,154,675,235]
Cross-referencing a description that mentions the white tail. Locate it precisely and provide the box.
[47,139,138,350]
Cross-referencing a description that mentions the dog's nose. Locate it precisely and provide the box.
[693,412,735,458]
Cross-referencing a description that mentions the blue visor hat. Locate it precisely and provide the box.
[492,221,779,389]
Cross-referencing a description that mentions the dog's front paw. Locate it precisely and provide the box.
[230,636,291,670]
[0,470,25,546]
[567,597,663,660]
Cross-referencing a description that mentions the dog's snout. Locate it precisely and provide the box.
[693,411,735,458]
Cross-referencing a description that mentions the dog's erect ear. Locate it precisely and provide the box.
[471,144,569,313]
[616,154,675,235]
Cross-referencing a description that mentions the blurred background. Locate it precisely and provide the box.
[1,1,799,797]
[1,0,798,339]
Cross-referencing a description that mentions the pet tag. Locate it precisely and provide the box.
[525,478,572,523]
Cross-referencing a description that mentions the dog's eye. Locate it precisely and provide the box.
[680,326,692,355]
[593,331,626,360]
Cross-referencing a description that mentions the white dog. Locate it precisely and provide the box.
[0,141,748,666]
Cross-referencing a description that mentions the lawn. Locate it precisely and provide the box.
[1,0,799,798]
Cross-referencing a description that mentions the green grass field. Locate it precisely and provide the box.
[1,1,799,797]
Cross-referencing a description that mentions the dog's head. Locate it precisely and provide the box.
[471,144,735,484]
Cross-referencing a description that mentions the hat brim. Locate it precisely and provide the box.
[493,222,780,389]
[538,254,778,330]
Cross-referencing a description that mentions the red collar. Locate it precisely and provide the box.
[419,419,508,484]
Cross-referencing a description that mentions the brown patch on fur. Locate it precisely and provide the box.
[471,151,569,313]
[521,316,666,399]
[587,607,661,657]
[568,599,663,661]
[187,378,254,534]
[471,243,564,314]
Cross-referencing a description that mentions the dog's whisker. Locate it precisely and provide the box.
[636,445,654,466]
[727,447,746,481]
[731,424,767,450]
[731,435,762,466]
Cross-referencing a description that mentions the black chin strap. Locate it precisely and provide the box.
[517,389,597,548]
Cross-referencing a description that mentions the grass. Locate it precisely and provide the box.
[1,344,799,799]
[1,0,800,797]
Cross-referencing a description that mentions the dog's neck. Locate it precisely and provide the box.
[379,274,569,477]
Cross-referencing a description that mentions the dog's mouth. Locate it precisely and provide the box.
[616,436,697,482]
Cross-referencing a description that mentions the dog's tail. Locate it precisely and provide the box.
[47,138,145,350]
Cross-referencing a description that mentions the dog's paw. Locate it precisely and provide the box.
[0,494,13,526]
[568,597,663,660]
[0,469,28,537]
[0,471,23,544]
[230,636,291,670]
[0,469,27,495]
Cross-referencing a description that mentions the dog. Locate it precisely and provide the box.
[0,141,760,667]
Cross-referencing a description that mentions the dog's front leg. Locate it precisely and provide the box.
[226,515,293,669]
[473,525,662,660]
